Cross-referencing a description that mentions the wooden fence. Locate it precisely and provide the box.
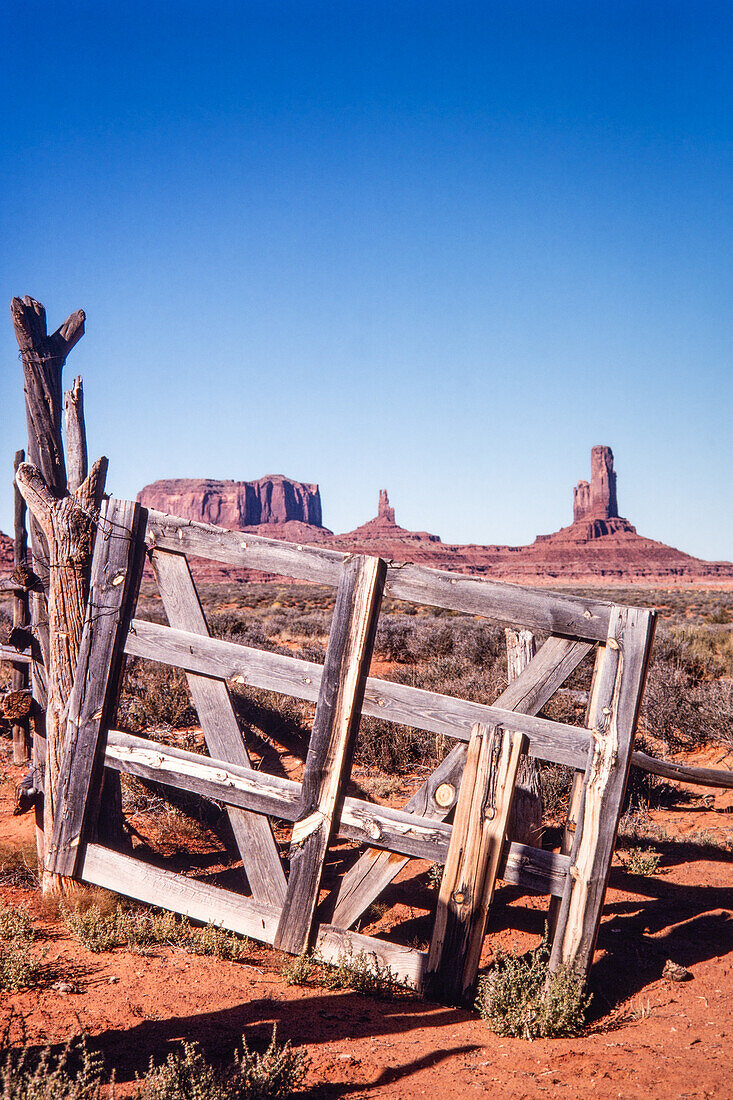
[47,498,658,1002]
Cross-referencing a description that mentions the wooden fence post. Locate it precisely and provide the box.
[505,628,542,846]
[11,296,109,892]
[11,450,32,764]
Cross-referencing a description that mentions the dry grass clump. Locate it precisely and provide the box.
[475,941,590,1040]
[0,838,38,889]
[60,900,248,960]
[135,1027,309,1099]
[282,948,411,999]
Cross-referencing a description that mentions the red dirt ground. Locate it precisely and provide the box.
[1,749,732,1099]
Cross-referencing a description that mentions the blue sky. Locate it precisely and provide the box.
[1,1,731,560]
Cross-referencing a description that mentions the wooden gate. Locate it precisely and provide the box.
[47,499,656,1003]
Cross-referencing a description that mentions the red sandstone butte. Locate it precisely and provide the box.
[136,474,328,532]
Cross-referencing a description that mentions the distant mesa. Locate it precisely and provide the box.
[137,474,328,533]
[128,448,733,585]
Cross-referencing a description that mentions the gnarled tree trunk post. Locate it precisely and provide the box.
[505,628,543,846]
[11,450,32,764]
[11,297,110,894]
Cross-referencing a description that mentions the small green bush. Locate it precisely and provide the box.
[60,904,120,954]
[475,941,590,1039]
[625,847,662,876]
[317,950,410,999]
[184,922,247,961]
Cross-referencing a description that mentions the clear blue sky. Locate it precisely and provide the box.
[1,1,731,561]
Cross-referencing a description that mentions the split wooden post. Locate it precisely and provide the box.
[332,635,593,930]
[274,554,386,955]
[15,459,108,887]
[149,548,287,905]
[63,376,88,492]
[505,628,542,846]
[425,722,526,1004]
[11,450,32,764]
[47,499,146,878]
[549,606,656,980]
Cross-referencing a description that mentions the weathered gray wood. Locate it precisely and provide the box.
[80,843,426,987]
[506,628,542,847]
[16,459,108,873]
[498,843,570,896]
[550,606,656,982]
[386,565,611,642]
[81,843,279,942]
[104,728,446,861]
[332,635,592,929]
[12,450,31,764]
[630,751,733,790]
[144,510,612,640]
[104,730,569,892]
[47,499,146,877]
[425,724,525,1003]
[315,925,426,989]
[125,620,591,769]
[150,549,286,905]
[63,376,88,492]
[275,555,386,955]
[1,645,32,664]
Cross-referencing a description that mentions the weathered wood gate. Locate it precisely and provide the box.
[47,500,656,1002]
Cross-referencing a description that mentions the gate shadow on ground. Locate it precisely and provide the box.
[92,991,479,1092]
[587,863,733,1015]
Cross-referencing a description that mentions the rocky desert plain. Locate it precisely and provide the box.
[1,445,732,1098]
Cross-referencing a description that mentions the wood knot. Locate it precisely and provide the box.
[434,782,456,808]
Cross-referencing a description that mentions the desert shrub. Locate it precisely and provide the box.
[0,903,34,943]
[60,903,120,954]
[282,949,410,999]
[475,941,590,1039]
[0,1021,105,1100]
[61,900,248,960]
[118,659,196,732]
[375,617,414,662]
[624,847,662,876]
[136,1027,309,1099]
[282,952,315,986]
[184,922,247,961]
[316,950,410,999]
[0,904,44,993]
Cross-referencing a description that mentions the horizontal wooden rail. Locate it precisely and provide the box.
[80,843,427,987]
[632,750,733,790]
[0,644,32,664]
[144,511,612,641]
[105,731,569,895]
[124,620,591,769]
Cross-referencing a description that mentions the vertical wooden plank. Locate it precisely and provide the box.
[274,554,386,954]
[332,636,593,930]
[425,723,525,1004]
[547,642,604,936]
[149,548,287,906]
[505,628,541,847]
[549,606,656,981]
[46,499,146,877]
